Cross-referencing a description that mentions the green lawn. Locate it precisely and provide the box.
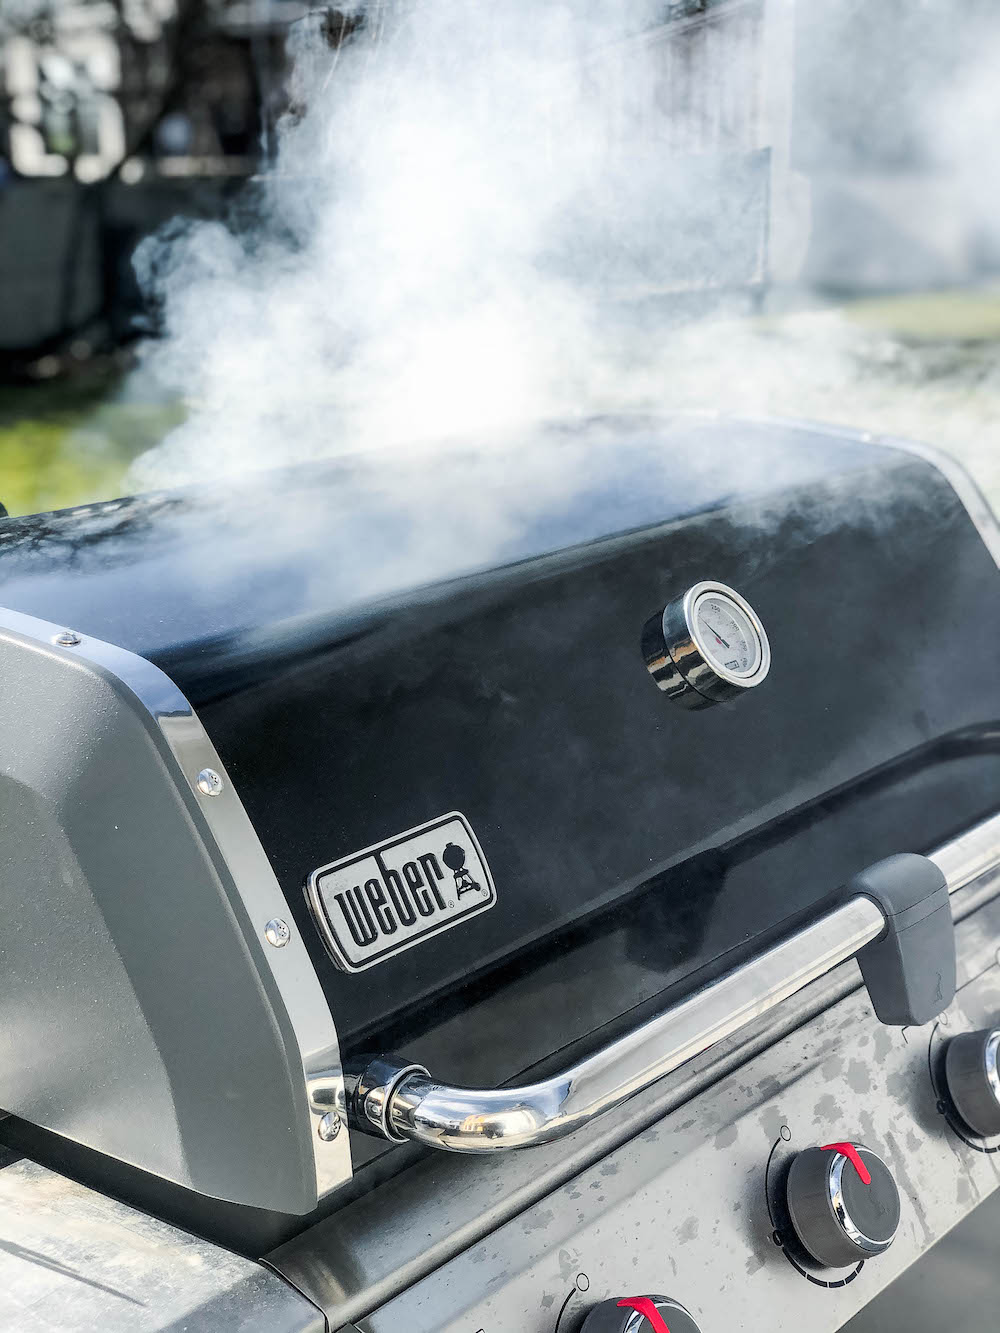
[3,287,1000,519]
[0,367,184,517]
[844,287,1000,343]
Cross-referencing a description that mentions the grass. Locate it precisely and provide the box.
[3,286,1000,519]
[843,287,1000,342]
[0,365,184,517]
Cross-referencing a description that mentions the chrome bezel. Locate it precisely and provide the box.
[828,1146,897,1256]
[984,1030,1000,1106]
[644,580,770,707]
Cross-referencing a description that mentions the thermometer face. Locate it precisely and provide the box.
[693,593,762,678]
[641,580,771,709]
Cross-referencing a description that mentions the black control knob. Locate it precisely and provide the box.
[580,1295,702,1332]
[785,1142,900,1268]
[944,1028,1000,1137]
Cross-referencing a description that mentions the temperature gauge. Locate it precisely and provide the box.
[642,581,770,709]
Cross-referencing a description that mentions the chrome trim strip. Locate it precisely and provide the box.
[929,814,1000,895]
[350,811,1000,1151]
[0,606,351,1203]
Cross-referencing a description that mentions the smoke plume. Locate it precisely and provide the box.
[131,0,1000,512]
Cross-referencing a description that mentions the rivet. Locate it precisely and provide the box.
[318,1111,342,1141]
[264,918,291,948]
[195,768,224,797]
[54,629,81,647]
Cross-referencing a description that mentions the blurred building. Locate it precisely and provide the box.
[0,0,300,366]
[0,0,787,369]
[790,0,1000,292]
[568,0,1000,300]
[2,0,997,372]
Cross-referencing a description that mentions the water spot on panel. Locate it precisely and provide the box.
[885,1071,910,1102]
[813,1093,840,1123]
[846,1059,871,1095]
[521,1208,555,1235]
[873,1028,893,1062]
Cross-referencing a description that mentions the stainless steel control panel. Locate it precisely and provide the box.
[351,895,1000,1333]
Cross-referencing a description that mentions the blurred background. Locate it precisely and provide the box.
[1,0,999,515]
[0,0,293,511]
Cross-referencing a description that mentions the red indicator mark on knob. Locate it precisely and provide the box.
[617,1298,671,1332]
[821,1142,872,1185]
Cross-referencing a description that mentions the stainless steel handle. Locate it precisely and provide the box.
[345,812,1000,1151]
[927,813,1000,895]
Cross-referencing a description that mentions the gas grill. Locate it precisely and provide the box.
[1,414,999,1332]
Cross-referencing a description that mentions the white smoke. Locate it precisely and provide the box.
[132,0,668,484]
[130,0,1000,512]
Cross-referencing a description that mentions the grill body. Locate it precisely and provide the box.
[0,416,998,1253]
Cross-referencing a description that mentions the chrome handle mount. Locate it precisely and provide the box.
[344,813,1000,1152]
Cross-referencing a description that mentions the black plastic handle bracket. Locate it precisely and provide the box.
[847,853,955,1026]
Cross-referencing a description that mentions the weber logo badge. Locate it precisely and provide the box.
[306,812,496,972]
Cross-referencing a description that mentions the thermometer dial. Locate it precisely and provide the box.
[694,593,762,677]
[642,581,770,709]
